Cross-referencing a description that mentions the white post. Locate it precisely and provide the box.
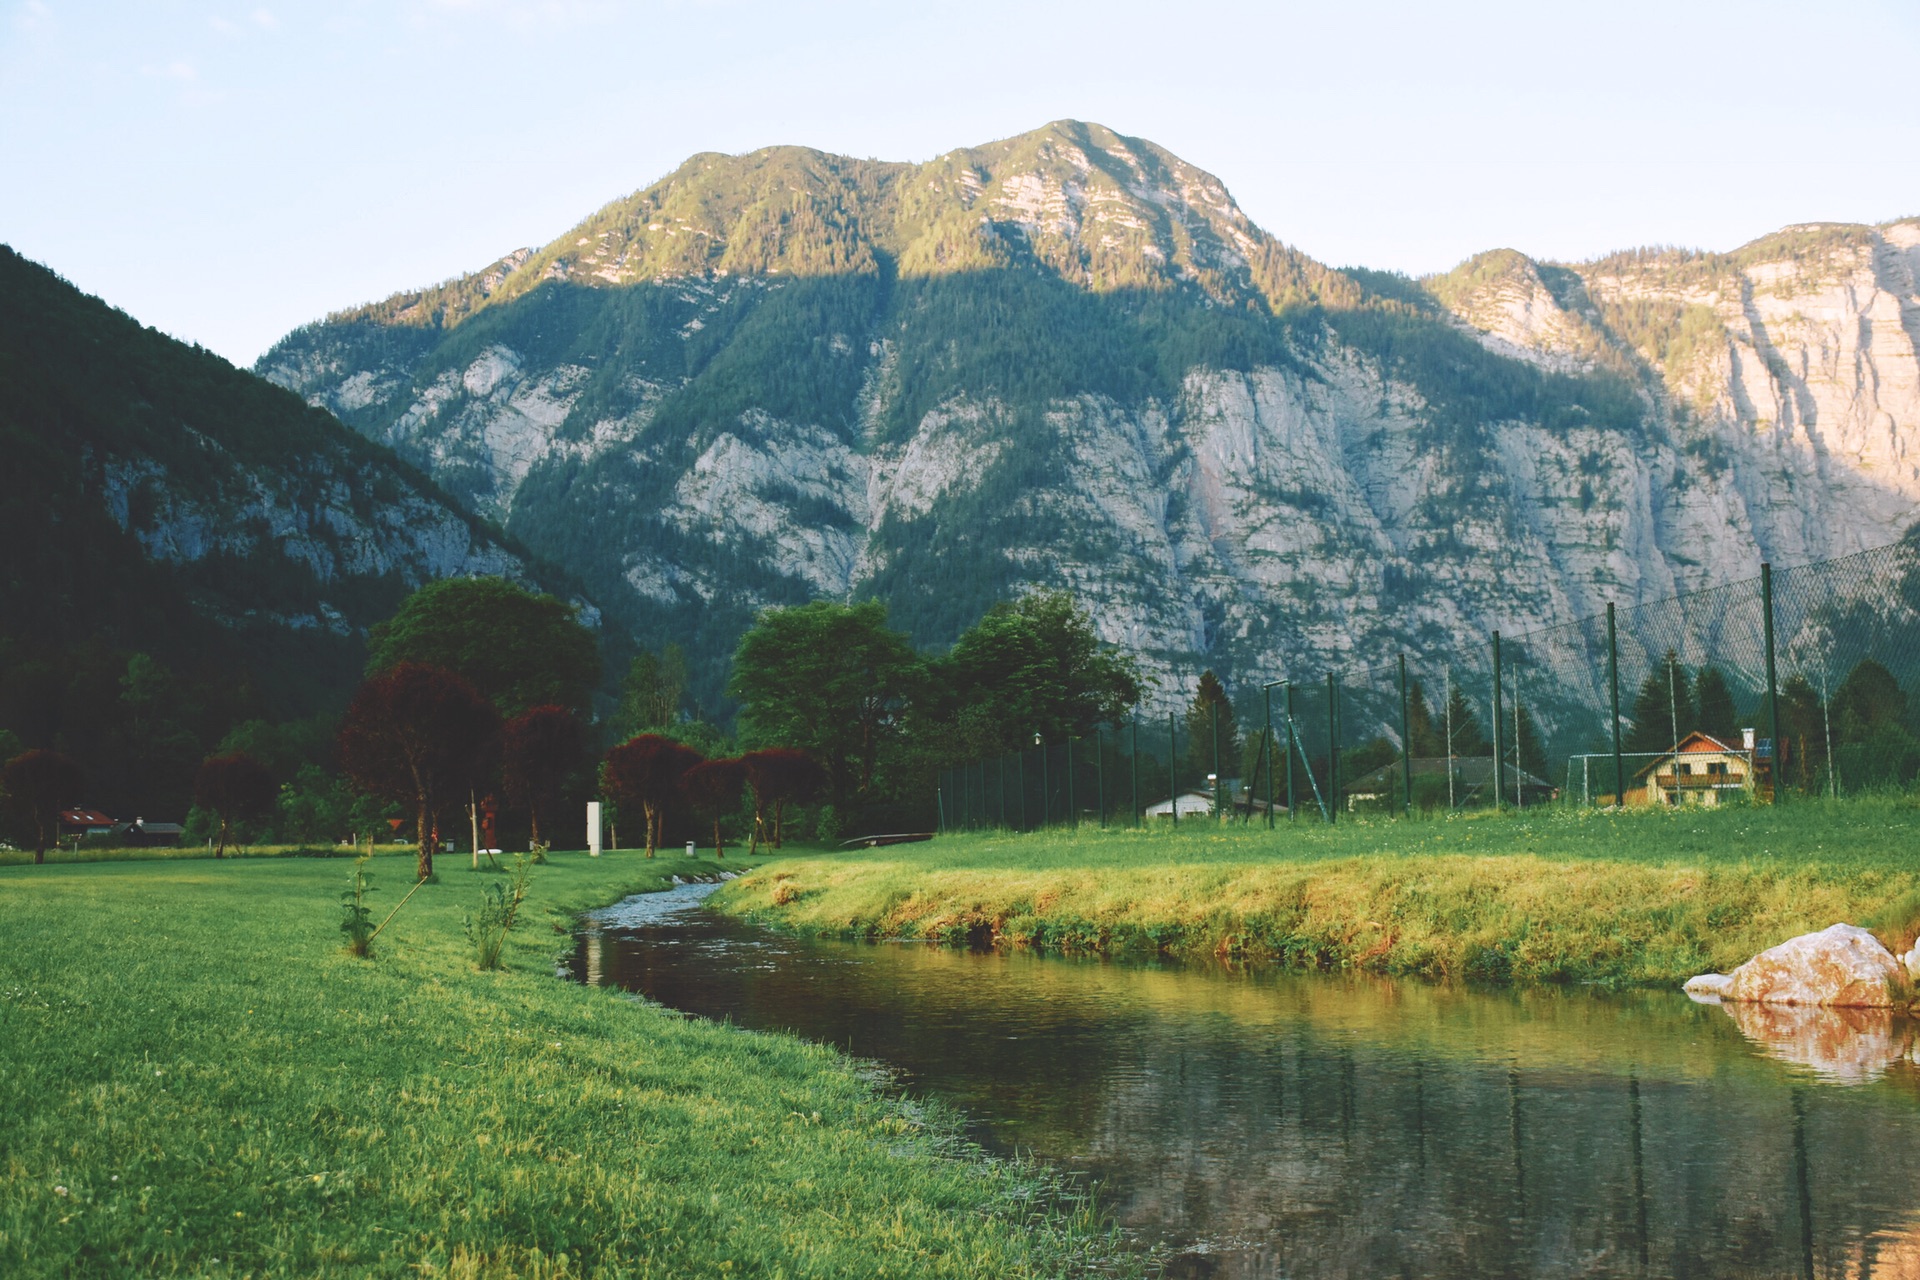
[587,801,603,857]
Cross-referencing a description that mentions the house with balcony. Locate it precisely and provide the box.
[1633,732,1753,806]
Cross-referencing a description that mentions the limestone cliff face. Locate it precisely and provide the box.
[257,123,1920,712]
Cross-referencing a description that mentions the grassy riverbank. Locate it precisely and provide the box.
[718,796,1920,987]
[0,851,1131,1278]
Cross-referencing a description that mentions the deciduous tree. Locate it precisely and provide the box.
[741,749,826,852]
[193,752,276,857]
[338,663,501,880]
[1,748,85,864]
[500,705,584,851]
[366,578,599,717]
[935,591,1141,754]
[681,758,746,858]
[728,601,922,810]
[601,735,702,857]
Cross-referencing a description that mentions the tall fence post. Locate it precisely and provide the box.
[1212,701,1222,821]
[1608,603,1623,808]
[999,755,1009,829]
[1131,714,1140,828]
[1399,653,1413,818]
[936,779,946,833]
[1764,561,1783,805]
[1096,729,1106,828]
[1491,631,1504,812]
[1169,710,1178,826]
[1066,737,1077,829]
[1263,683,1275,829]
[1040,738,1050,829]
[1326,672,1339,825]
[1020,750,1030,830]
[1286,682,1298,822]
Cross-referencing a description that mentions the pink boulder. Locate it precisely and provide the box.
[1687,923,1907,1008]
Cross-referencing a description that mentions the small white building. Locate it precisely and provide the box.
[1144,790,1216,819]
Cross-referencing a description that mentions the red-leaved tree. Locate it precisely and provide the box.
[193,752,277,858]
[600,735,702,857]
[338,663,501,880]
[741,749,826,852]
[680,758,746,858]
[2,749,86,864]
[500,705,584,851]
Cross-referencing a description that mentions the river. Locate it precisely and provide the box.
[570,882,1920,1279]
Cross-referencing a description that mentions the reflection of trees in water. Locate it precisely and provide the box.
[1076,1034,1920,1279]
[578,909,1920,1280]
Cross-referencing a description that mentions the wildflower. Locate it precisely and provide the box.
[54,1185,68,1197]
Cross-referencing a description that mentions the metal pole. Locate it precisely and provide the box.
[1286,682,1297,822]
[1021,751,1030,830]
[1764,562,1783,805]
[999,754,1008,829]
[1066,737,1077,829]
[1608,603,1624,808]
[1131,714,1140,828]
[1212,699,1222,822]
[1264,684,1275,829]
[1326,671,1339,825]
[1491,631,1504,812]
[1169,710,1178,826]
[1399,654,1413,818]
[1044,740,1059,832]
[937,782,946,833]
[1096,729,1106,828]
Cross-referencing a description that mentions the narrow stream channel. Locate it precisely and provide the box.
[571,883,1920,1278]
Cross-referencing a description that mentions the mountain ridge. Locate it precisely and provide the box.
[256,121,1920,721]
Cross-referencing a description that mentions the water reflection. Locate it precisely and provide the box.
[573,885,1920,1278]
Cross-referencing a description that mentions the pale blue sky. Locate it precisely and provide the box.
[5,0,1917,364]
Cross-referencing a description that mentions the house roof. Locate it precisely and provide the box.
[59,808,117,826]
[121,820,185,835]
[1632,733,1748,779]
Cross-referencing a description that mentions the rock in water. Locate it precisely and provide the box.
[1683,972,1734,1000]
[1689,923,1908,1008]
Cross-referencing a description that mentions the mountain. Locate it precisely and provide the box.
[256,120,1920,713]
[0,245,583,720]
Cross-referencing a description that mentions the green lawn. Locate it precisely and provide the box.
[719,795,1920,988]
[0,851,1130,1278]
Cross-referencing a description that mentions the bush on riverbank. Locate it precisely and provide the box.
[718,795,1920,987]
[0,852,1136,1278]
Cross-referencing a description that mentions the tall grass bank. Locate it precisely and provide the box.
[718,798,1920,987]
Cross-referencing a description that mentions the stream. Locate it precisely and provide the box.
[570,882,1920,1278]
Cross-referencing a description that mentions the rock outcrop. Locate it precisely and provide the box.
[255,122,1920,711]
[1685,923,1909,1008]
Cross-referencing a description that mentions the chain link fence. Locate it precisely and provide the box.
[938,537,1920,828]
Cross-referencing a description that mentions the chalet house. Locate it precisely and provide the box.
[1633,732,1752,807]
[58,808,118,839]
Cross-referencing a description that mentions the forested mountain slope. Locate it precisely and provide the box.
[0,246,577,719]
[258,120,1920,710]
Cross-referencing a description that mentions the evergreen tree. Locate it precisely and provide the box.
[1441,682,1489,757]
[613,645,689,740]
[1405,679,1446,756]
[1692,665,1740,743]
[1625,650,1692,754]
[1184,671,1241,790]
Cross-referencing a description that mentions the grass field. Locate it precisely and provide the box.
[718,795,1920,988]
[0,850,1133,1278]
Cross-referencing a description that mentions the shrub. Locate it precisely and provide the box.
[464,854,534,970]
[340,856,376,958]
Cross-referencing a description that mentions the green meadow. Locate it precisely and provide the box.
[719,795,1920,987]
[0,852,1131,1278]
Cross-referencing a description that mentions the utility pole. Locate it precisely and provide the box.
[1491,632,1504,812]
[1398,654,1413,818]
[1326,672,1339,826]
[1763,562,1783,805]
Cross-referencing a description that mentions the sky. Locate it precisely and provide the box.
[5,0,1918,365]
